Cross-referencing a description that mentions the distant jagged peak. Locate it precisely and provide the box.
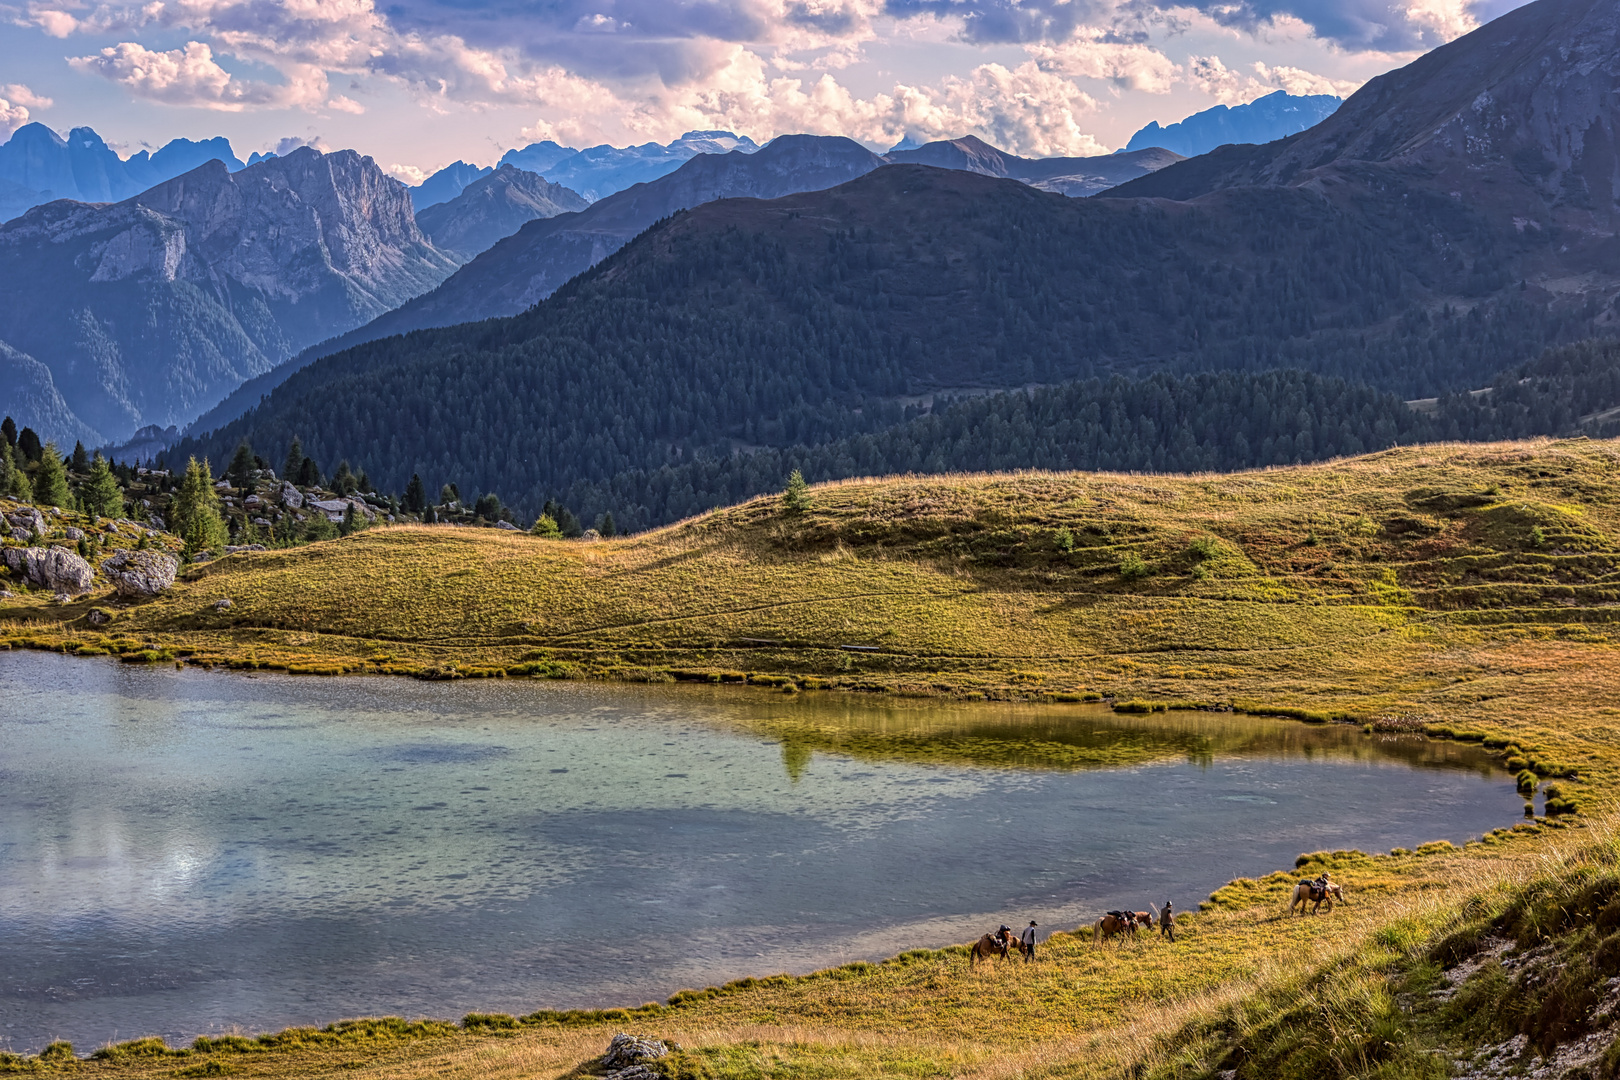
[1124,90,1342,158]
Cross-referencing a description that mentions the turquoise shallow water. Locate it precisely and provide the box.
[0,650,1522,1053]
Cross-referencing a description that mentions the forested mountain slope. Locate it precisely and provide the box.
[175,156,1603,522]
[301,135,885,359]
[1113,0,1620,290]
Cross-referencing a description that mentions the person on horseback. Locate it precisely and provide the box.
[997,924,1013,949]
[1020,921,1038,963]
[1312,871,1333,901]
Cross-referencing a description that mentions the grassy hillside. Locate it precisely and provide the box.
[7,438,1620,1078]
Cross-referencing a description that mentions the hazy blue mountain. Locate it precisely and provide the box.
[0,147,457,443]
[0,124,247,223]
[415,165,590,261]
[498,140,578,176]
[884,135,1182,196]
[409,160,494,210]
[499,130,760,200]
[1124,91,1342,157]
[0,338,101,447]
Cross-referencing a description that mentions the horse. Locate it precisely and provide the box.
[1289,880,1347,915]
[969,931,1012,964]
[1093,912,1140,943]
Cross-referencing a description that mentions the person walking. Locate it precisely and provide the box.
[1020,920,1038,962]
[1159,901,1175,942]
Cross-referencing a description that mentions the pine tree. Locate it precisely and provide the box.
[403,473,427,513]
[32,442,70,506]
[598,512,616,537]
[71,441,89,473]
[440,484,459,506]
[4,445,30,502]
[227,440,255,489]
[17,427,42,463]
[783,469,810,512]
[0,416,14,448]
[297,456,321,488]
[282,436,304,482]
[530,513,561,538]
[332,461,356,496]
[84,453,124,519]
[172,457,229,556]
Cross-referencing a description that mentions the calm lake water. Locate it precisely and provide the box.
[0,650,1522,1053]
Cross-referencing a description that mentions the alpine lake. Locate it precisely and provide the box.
[0,649,1525,1054]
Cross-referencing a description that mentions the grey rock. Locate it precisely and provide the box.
[148,514,165,530]
[101,549,179,597]
[214,598,233,610]
[494,520,519,530]
[604,1067,661,1080]
[581,528,602,541]
[278,481,304,509]
[86,607,112,625]
[602,1033,668,1072]
[5,507,46,535]
[253,517,272,526]
[9,527,27,543]
[64,526,84,540]
[2,546,95,594]
[53,592,71,603]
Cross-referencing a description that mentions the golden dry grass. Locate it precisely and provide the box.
[7,438,1620,1078]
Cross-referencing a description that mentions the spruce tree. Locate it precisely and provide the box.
[403,474,427,513]
[783,469,810,512]
[598,512,616,537]
[3,445,30,502]
[172,457,229,556]
[227,440,255,489]
[17,427,41,463]
[84,453,124,519]
[297,456,321,488]
[71,441,89,473]
[530,513,561,538]
[32,442,70,506]
[0,416,14,448]
[282,437,304,482]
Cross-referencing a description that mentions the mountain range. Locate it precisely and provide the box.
[1124,90,1342,158]
[168,0,1620,523]
[414,165,590,262]
[886,138,1180,196]
[0,124,246,222]
[0,147,456,444]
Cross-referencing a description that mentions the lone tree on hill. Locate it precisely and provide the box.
[530,513,561,538]
[33,442,70,506]
[71,441,89,473]
[783,469,811,512]
[173,457,229,557]
[84,453,124,519]
[403,474,427,513]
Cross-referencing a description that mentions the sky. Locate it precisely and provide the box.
[0,0,1534,181]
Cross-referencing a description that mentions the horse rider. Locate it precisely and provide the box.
[1312,871,1333,901]
[1020,921,1038,962]
[1159,900,1175,942]
[997,924,1013,951]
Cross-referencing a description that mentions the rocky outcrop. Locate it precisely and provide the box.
[5,506,46,537]
[601,1033,668,1079]
[277,481,304,509]
[0,147,460,441]
[2,545,94,594]
[100,549,179,598]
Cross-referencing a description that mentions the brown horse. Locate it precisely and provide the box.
[969,931,1012,964]
[1093,912,1140,943]
[1289,881,1347,915]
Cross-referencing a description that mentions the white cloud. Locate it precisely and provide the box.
[1,83,53,108]
[1026,34,1179,93]
[385,162,427,182]
[0,97,30,136]
[70,39,329,109]
[326,93,364,112]
[1186,54,1359,105]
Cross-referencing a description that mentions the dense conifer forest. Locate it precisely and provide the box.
[168,168,1616,532]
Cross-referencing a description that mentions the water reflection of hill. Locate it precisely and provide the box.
[731,700,1501,780]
